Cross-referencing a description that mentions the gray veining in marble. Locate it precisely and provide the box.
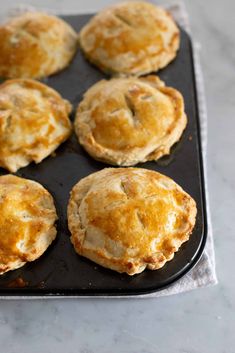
[0,1,234,352]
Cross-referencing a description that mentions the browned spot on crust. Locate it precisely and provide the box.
[6,277,28,288]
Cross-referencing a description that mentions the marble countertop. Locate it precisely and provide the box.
[0,1,234,352]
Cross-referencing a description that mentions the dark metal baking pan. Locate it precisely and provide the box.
[0,14,207,297]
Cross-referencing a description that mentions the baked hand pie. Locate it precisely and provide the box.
[75,75,187,166]
[79,1,179,76]
[0,12,78,79]
[0,79,72,172]
[68,168,197,275]
[0,174,57,275]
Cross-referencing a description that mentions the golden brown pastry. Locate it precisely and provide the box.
[0,78,72,172]
[75,75,187,166]
[0,12,78,79]
[79,1,179,76]
[0,174,57,275]
[68,168,197,275]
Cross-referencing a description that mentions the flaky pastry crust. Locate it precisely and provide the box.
[0,12,78,79]
[0,79,72,172]
[75,75,187,166]
[0,174,57,275]
[68,168,197,275]
[79,1,179,76]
